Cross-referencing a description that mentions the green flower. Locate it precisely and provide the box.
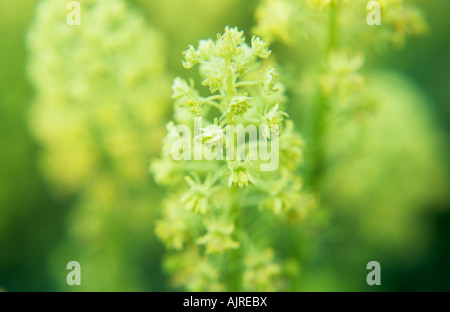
[261,103,288,139]
[216,26,245,58]
[182,45,200,69]
[253,0,298,44]
[263,175,302,214]
[261,66,279,95]
[172,77,194,99]
[194,119,226,148]
[202,70,225,94]
[178,95,202,116]
[164,247,224,292]
[243,248,281,291]
[172,78,203,116]
[155,201,189,250]
[328,48,364,74]
[196,219,240,254]
[228,95,253,116]
[251,36,271,58]
[228,159,256,187]
[197,39,217,59]
[150,158,181,186]
[320,49,365,106]
[279,121,304,170]
[155,219,186,250]
[181,174,218,214]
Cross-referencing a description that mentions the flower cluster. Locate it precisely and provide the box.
[253,0,427,175]
[320,48,366,108]
[27,0,170,290]
[381,1,428,47]
[252,1,447,291]
[243,248,281,292]
[151,27,312,291]
[254,0,428,49]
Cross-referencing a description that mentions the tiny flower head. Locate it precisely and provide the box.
[279,121,304,169]
[228,159,256,188]
[253,0,297,44]
[243,248,281,292]
[172,77,194,99]
[178,95,202,116]
[150,158,181,186]
[261,103,288,139]
[196,219,240,254]
[201,70,225,94]
[228,95,253,116]
[155,218,186,250]
[261,66,279,95]
[155,201,189,250]
[320,49,365,104]
[197,39,217,60]
[263,174,302,214]
[164,247,224,291]
[182,45,200,69]
[181,175,216,214]
[194,119,226,148]
[216,26,245,58]
[251,36,271,59]
[328,49,364,74]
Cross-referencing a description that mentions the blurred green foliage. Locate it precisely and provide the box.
[0,0,449,291]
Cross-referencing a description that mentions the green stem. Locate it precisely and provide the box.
[328,2,338,53]
[235,80,261,88]
[199,59,221,68]
[307,2,338,192]
[201,95,225,103]
[203,100,224,112]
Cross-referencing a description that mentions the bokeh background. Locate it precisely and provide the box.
[0,0,449,291]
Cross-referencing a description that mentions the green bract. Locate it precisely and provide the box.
[27,0,170,291]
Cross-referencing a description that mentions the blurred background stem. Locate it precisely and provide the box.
[307,3,338,193]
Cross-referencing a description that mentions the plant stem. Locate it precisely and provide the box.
[307,2,338,192]
[328,1,338,53]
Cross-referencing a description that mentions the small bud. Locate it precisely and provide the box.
[178,95,202,116]
[197,39,216,59]
[195,123,226,148]
[182,45,200,69]
[155,202,188,250]
[172,77,193,99]
[261,103,288,139]
[228,159,256,187]
[196,219,240,254]
[251,36,271,58]
[262,66,279,95]
[243,248,281,292]
[202,71,225,94]
[228,95,253,116]
[181,176,211,214]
